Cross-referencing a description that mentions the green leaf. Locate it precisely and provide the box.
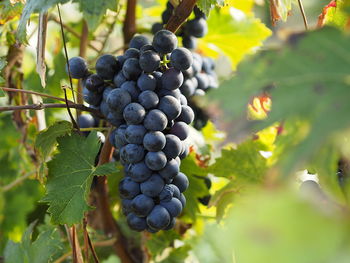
[211,27,350,172]
[41,132,118,225]
[72,0,118,31]
[146,230,181,257]
[160,245,191,263]
[0,0,24,24]
[196,0,224,16]
[209,140,268,181]
[35,121,72,160]
[0,57,7,96]
[200,7,271,69]
[194,188,350,263]
[4,222,63,263]
[180,154,209,221]
[16,0,70,43]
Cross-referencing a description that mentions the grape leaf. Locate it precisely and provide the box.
[0,0,24,25]
[35,120,72,160]
[4,222,63,263]
[210,27,350,173]
[180,154,209,221]
[41,132,118,225]
[196,0,225,16]
[72,0,118,31]
[146,230,181,257]
[209,140,268,182]
[194,189,350,263]
[16,0,70,43]
[0,58,7,97]
[199,7,271,69]
[160,245,191,263]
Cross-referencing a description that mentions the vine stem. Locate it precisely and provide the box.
[123,0,137,45]
[165,0,197,33]
[0,103,103,117]
[297,0,308,30]
[1,87,68,103]
[1,172,34,192]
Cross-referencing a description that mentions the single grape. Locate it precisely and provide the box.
[170,48,193,71]
[77,114,95,129]
[163,134,182,159]
[96,54,120,80]
[137,73,157,91]
[152,30,178,54]
[66,56,88,79]
[131,194,155,217]
[177,105,194,124]
[107,88,131,112]
[102,86,113,100]
[125,125,147,144]
[84,74,104,92]
[140,174,165,197]
[143,131,166,152]
[83,88,102,106]
[179,142,189,160]
[115,125,128,148]
[119,177,140,199]
[120,144,145,164]
[127,213,147,231]
[179,193,186,207]
[129,161,153,182]
[143,109,168,131]
[99,101,110,117]
[146,205,171,230]
[140,44,156,53]
[138,90,159,110]
[159,159,180,182]
[182,35,197,50]
[124,48,140,60]
[179,94,188,105]
[123,103,146,125]
[107,112,124,127]
[139,50,161,73]
[169,184,181,198]
[123,58,142,80]
[152,71,163,89]
[161,68,184,90]
[158,95,181,121]
[179,79,195,97]
[159,184,174,201]
[185,18,208,38]
[122,199,132,215]
[158,88,181,100]
[145,151,167,170]
[120,81,140,101]
[196,73,209,90]
[151,22,163,35]
[172,172,189,192]
[160,198,182,217]
[129,35,150,50]
[170,121,189,140]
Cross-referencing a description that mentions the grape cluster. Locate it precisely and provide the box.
[151,2,218,99]
[67,30,195,232]
[152,2,208,50]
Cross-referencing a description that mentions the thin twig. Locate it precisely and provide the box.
[166,0,197,33]
[87,228,100,263]
[1,87,67,103]
[1,172,34,192]
[297,0,308,30]
[57,5,76,104]
[0,102,103,118]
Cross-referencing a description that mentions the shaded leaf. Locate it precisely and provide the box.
[72,0,118,31]
[210,27,350,173]
[35,120,72,160]
[196,0,224,16]
[16,0,70,43]
[146,230,181,257]
[41,132,118,225]
[4,221,63,263]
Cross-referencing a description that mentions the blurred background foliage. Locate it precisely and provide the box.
[1,0,350,262]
